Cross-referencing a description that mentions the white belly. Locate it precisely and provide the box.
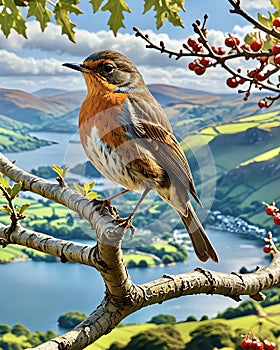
[83,126,145,191]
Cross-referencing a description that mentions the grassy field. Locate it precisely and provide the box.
[123,253,155,266]
[0,245,29,263]
[150,242,178,252]
[240,147,280,166]
[87,304,280,350]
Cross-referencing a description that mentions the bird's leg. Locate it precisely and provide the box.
[92,189,130,216]
[113,188,150,238]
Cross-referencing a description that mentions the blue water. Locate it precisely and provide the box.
[0,229,267,333]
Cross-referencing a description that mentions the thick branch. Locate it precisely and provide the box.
[0,153,134,298]
[0,223,102,268]
[29,250,280,350]
[1,152,280,349]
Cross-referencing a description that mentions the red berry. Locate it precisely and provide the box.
[247,70,257,78]
[194,66,206,75]
[271,43,280,55]
[250,39,264,52]
[211,45,218,53]
[264,341,276,350]
[273,17,280,27]
[265,205,277,215]
[256,73,266,81]
[274,53,280,65]
[263,245,271,254]
[217,47,227,55]
[187,37,197,48]
[255,341,264,350]
[241,338,253,349]
[226,77,239,88]
[192,43,203,53]
[235,37,240,45]
[188,62,196,71]
[273,213,280,225]
[238,78,245,85]
[258,100,266,108]
[200,57,211,67]
[225,37,234,47]
[241,43,250,51]
[225,37,240,47]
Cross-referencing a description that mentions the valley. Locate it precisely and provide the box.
[0,85,279,234]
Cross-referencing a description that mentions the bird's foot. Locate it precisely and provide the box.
[112,215,136,239]
[92,198,118,217]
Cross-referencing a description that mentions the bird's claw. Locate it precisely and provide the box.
[112,216,136,239]
[92,198,118,216]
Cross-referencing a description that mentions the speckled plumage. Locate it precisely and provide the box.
[63,50,218,263]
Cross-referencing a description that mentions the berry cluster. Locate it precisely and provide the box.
[134,9,280,108]
[264,202,280,225]
[183,16,280,107]
[240,333,276,350]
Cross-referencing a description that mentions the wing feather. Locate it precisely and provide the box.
[117,95,201,205]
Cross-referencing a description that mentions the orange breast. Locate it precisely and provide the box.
[79,74,129,149]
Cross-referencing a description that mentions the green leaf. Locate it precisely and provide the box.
[54,0,83,42]
[0,0,27,38]
[73,182,84,195]
[0,206,12,214]
[73,181,99,199]
[258,13,273,29]
[18,203,31,214]
[52,165,64,178]
[52,165,69,180]
[143,0,184,29]
[0,174,9,190]
[62,166,70,178]
[56,0,83,16]
[244,32,258,45]
[27,0,51,31]
[84,180,96,193]
[89,0,105,13]
[86,191,99,200]
[10,182,22,199]
[101,0,131,36]
[270,0,280,11]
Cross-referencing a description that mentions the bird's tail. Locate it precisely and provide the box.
[178,204,218,263]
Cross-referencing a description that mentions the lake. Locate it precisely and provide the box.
[0,230,267,333]
[0,132,269,333]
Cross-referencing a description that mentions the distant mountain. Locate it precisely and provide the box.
[32,88,76,97]
[148,84,224,106]
[0,88,85,127]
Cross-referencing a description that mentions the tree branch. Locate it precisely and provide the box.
[28,251,280,350]
[228,0,280,40]
[1,152,280,349]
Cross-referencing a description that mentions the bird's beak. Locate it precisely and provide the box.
[62,63,92,73]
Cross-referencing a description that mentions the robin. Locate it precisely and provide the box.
[63,50,218,263]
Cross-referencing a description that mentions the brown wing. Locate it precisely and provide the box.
[117,95,202,205]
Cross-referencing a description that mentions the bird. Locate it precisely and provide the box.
[63,50,218,263]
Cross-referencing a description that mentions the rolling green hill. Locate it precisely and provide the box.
[183,109,280,232]
[0,86,279,232]
[87,303,280,350]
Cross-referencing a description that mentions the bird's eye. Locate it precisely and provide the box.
[102,63,114,73]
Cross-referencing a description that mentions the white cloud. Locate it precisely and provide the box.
[241,0,273,10]
[0,22,253,93]
[0,50,68,76]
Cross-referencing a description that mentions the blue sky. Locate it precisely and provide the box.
[0,0,272,93]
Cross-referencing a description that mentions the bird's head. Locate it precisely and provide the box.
[63,50,145,94]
